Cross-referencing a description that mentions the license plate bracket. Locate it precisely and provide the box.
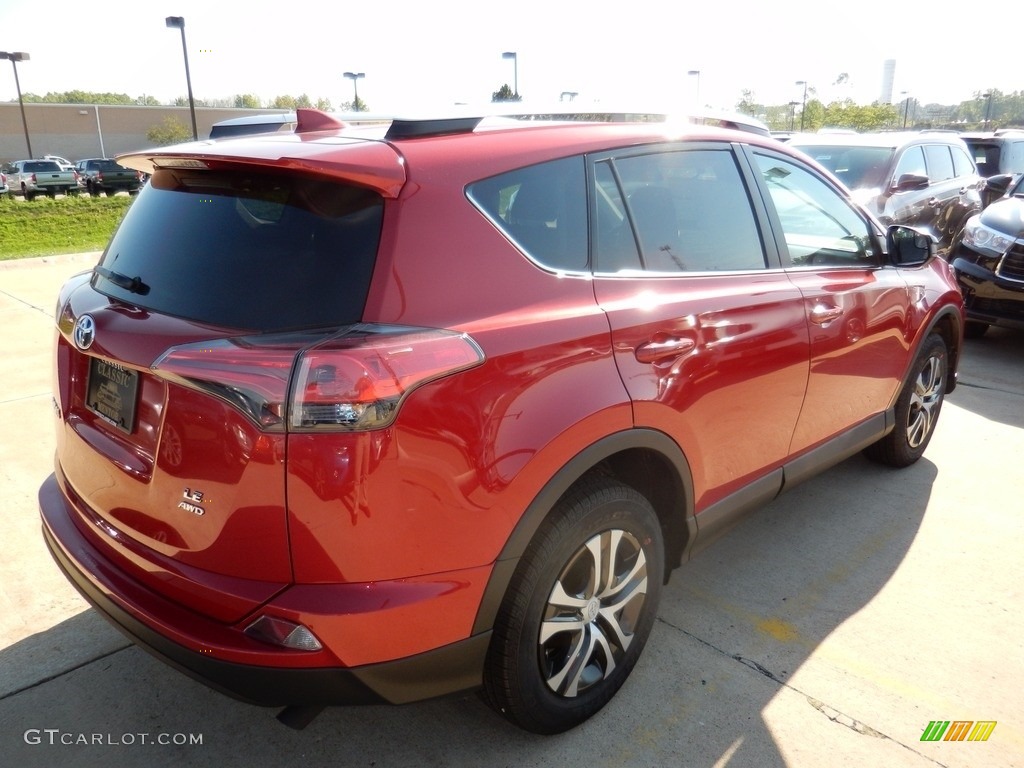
[85,358,139,433]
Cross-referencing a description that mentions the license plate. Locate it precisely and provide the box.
[85,358,139,433]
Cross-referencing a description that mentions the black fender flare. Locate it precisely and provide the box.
[470,428,695,636]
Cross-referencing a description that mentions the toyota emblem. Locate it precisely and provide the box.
[73,314,96,350]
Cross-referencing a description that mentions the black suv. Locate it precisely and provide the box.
[952,171,1024,336]
[789,132,983,259]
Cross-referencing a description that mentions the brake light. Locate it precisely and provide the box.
[289,328,483,431]
[29,173,36,183]
[152,336,308,431]
[152,326,484,433]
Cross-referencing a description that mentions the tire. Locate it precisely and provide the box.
[864,333,948,468]
[963,321,989,339]
[482,477,664,734]
[104,189,115,197]
[88,183,100,197]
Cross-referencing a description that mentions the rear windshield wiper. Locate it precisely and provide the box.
[94,265,151,296]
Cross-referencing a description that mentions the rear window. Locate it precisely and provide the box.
[25,161,62,173]
[93,159,126,171]
[93,169,383,332]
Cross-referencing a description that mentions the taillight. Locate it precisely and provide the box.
[151,326,484,433]
[152,335,308,431]
[289,328,483,431]
[29,173,36,183]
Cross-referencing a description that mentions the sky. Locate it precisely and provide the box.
[1,0,1019,114]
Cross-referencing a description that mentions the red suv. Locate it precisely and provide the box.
[41,110,964,734]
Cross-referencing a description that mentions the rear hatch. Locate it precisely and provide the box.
[53,152,391,622]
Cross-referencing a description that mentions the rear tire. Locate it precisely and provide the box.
[864,333,947,468]
[482,477,664,734]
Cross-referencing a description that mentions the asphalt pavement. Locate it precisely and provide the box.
[1,253,1022,768]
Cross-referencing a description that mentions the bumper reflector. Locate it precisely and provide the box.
[244,616,323,651]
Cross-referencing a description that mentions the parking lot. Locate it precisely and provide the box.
[1,252,1021,768]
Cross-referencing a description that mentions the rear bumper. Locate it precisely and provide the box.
[39,473,490,707]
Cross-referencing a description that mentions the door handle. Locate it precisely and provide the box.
[635,337,696,364]
[809,304,843,325]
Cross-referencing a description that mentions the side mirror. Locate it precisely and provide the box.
[984,173,1013,197]
[887,225,935,266]
[892,173,930,192]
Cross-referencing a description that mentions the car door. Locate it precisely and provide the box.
[591,143,811,515]
[747,148,912,461]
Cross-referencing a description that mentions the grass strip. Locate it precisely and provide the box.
[0,195,133,260]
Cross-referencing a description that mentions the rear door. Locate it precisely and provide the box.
[591,143,811,513]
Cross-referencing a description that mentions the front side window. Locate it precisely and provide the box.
[754,153,876,268]
[467,157,588,273]
[893,146,927,182]
[592,148,766,273]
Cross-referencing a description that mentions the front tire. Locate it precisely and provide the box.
[864,333,947,467]
[482,477,664,734]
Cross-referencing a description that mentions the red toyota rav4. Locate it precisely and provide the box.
[41,110,963,734]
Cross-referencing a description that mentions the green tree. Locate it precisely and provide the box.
[22,90,137,104]
[315,97,333,111]
[147,117,193,146]
[233,93,262,109]
[339,96,369,112]
[492,84,521,102]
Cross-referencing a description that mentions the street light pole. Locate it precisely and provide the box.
[687,70,701,109]
[983,92,994,130]
[1,51,32,157]
[343,72,365,111]
[502,51,518,98]
[164,17,198,140]
[788,101,799,132]
[901,91,911,129]
[796,80,808,132]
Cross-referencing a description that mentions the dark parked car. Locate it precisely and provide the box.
[74,158,141,196]
[788,132,984,259]
[961,129,1024,179]
[41,109,964,735]
[952,171,1024,336]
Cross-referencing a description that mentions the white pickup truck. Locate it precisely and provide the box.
[4,159,80,200]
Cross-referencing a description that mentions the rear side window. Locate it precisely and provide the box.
[593,148,766,273]
[467,157,588,272]
[93,170,383,332]
[923,144,955,182]
[951,145,977,178]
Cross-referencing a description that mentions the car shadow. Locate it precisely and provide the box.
[1,452,935,767]
[952,326,1024,429]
